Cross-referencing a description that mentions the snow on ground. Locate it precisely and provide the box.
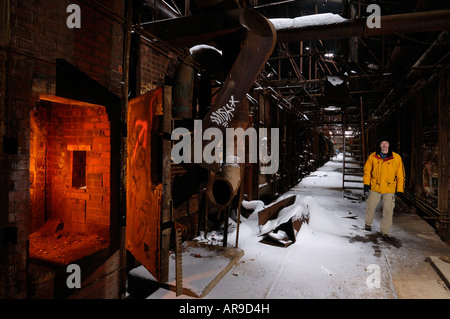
[202,155,396,299]
[146,154,407,299]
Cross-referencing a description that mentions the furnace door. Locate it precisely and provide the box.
[126,88,164,281]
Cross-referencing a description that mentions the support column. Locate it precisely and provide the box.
[438,71,449,238]
[413,93,423,196]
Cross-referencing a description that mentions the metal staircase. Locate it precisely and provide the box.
[342,99,366,198]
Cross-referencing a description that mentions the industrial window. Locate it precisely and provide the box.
[72,151,86,189]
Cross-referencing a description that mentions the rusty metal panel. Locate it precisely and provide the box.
[126,88,164,281]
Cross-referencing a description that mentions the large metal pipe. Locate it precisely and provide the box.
[143,9,276,173]
[275,10,450,42]
[172,50,195,118]
[207,164,241,206]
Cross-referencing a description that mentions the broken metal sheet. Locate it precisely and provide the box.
[257,196,309,247]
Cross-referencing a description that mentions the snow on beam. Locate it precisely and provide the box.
[273,10,450,42]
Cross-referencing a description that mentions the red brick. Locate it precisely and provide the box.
[89,195,103,202]
[87,179,102,188]
[88,158,103,166]
[93,165,110,173]
[70,192,89,201]
[101,152,111,159]
[92,143,111,152]
[81,122,95,130]
[87,173,102,180]
[103,174,110,188]
[92,137,110,145]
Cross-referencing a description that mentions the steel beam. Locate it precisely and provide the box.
[275,10,450,42]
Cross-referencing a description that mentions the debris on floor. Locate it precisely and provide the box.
[29,217,108,266]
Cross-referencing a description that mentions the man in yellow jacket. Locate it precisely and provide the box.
[363,137,405,240]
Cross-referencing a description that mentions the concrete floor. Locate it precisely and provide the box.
[135,155,450,299]
[287,156,450,299]
[379,211,450,298]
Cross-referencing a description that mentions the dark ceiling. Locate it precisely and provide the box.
[143,0,450,138]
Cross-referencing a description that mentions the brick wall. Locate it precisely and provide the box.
[140,43,175,94]
[0,0,184,298]
[30,100,111,240]
[1,0,125,298]
[8,0,124,95]
[29,107,47,232]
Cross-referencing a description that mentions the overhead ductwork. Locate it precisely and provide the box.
[142,8,277,173]
[273,10,450,42]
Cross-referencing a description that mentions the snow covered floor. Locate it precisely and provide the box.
[144,154,450,299]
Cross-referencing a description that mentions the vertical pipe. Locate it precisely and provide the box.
[120,0,132,296]
[278,54,281,81]
[235,168,244,248]
[438,72,449,238]
[175,226,183,296]
[223,206,229,247]
[172,50,194,118]
[314,58,317,79]
[300,41,303,75]
[308,42,312,80]
[160,86,173,282]
[342,109,346,195]
[360,96,366,164]
[185,0,190,16]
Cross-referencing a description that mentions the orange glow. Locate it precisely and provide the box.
[29,95,111,265]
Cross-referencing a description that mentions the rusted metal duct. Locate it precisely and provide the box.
[172,49,195,118]
[274,10,450,42]
[207,164,241,206]
[142,9,276,173]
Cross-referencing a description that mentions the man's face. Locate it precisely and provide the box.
[380,141,389,154]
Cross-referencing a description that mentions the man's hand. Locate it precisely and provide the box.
[364,184,371,193]
[395,192,403,198]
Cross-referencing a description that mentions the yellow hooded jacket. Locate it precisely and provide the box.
[363,151,405,194]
